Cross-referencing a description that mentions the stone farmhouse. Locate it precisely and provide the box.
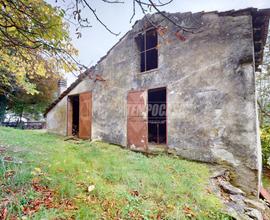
[45,8,270,197]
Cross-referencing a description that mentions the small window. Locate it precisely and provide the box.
[135,29,158,72]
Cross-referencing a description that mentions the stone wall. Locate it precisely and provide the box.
[46,12,261,197]
[46,78,93,135]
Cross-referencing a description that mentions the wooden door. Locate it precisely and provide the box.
[79,92,92,139]
[127,90,148,150]
[67,97,73,136]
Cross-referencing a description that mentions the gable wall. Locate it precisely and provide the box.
[47,12,261,197]
[46,78,94,135]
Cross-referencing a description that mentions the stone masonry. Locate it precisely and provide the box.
[46,9,270,197]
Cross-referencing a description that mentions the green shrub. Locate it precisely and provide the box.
[261,126,270,167]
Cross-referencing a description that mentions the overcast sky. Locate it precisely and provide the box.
[49,0,270,84]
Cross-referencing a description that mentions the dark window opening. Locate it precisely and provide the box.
[70,95,79,136]
[135,28,158,72]
[148,87,166,144]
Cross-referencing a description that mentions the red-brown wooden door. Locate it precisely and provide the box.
[127,90,148,150]
[79,92,92,139]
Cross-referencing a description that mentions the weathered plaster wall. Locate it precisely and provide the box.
[46,97,67,135]
[46,12,261,196]
[68,78,93,96]
[46,78,94,135]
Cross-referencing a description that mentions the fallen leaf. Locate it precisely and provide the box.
[206,187,212,194]
[3,156,13,161]
[130,190,139,197]
[183,205,196,217]
[0,207,7,220]
[4,170,15,178]
[34,167,42,173]
[0,147,6,154]
[31,167,43,176]
[88,185,95,192]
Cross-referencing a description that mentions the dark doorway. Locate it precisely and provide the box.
[148,87,166,144]
[67,92,92,139]
[69,95,79,136]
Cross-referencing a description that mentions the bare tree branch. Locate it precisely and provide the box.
[258,100,270,117]
[101,0,124,3]
[81,0,121,36]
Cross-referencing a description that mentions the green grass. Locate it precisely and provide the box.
[0,127,232,219]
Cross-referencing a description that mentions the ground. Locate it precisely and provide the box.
[0,127,233,219]
[263,169,270,192]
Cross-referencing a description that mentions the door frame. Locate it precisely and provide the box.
[66,94,79,136]
[147,86,168,146]
[66,91,92,138]
[126,86,168,149]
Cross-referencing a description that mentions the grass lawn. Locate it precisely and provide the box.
[0,127,232,219]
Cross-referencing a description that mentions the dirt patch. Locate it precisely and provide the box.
[263,168,270,178]
[262,168,270,192]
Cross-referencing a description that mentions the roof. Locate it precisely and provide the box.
[44,7,270,116]
[218,8,270,69]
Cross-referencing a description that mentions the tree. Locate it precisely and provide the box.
[0,0,183,94]
[0,0,183,121]
[5,71,61,122]
[0,0,78,94]
[0,95,7,122]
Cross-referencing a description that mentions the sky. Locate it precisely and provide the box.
[49,0,270,85]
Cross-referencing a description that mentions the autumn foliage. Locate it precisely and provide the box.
[0,0,77,94]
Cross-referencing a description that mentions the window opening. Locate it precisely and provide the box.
[136,28,158,72]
